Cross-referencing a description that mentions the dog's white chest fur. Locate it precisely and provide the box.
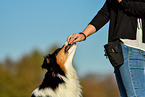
[32,63,81,97]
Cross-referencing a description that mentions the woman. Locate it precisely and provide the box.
[67,0,145,97]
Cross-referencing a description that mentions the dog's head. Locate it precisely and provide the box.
[41,42,77,74]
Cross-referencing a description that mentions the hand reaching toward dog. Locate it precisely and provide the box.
[67,24,96,44]
[67,33,86,44]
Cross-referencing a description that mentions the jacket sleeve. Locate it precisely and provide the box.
[120,0,145,18]
[89,1,110,32]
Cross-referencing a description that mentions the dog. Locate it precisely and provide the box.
[31,42,81,97]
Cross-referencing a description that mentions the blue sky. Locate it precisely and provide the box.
[0,0,114,77]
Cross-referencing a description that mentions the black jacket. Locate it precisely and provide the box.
[90,0,145,43]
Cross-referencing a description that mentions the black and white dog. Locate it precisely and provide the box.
[31,42,81,97]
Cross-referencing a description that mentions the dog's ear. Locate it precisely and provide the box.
[41,57,50,69]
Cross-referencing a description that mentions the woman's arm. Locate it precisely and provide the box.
[67,1,110,44]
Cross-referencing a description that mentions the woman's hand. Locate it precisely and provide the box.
[67,24,96,44]
[67,33,86,44]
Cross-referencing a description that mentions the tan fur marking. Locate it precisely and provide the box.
[46,58,50,63]
[56,44,68,72]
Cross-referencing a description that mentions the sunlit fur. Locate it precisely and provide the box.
[31,42,82,97]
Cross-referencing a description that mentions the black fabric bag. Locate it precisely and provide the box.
[104,40,124,67]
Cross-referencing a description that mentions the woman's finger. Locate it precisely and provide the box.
[67,35,72,42]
